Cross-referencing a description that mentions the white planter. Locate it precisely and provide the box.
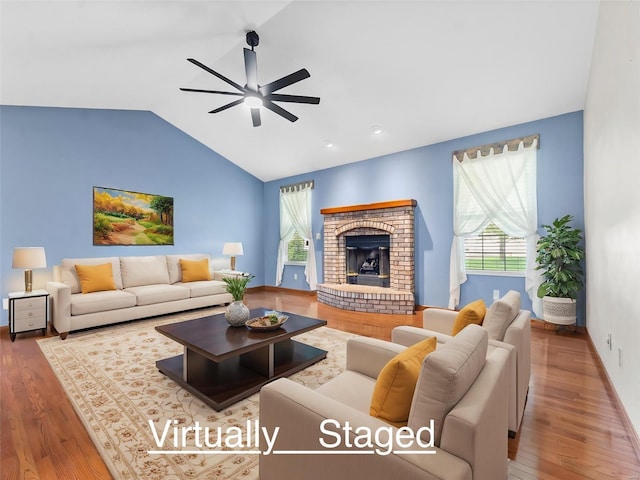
[542,296,577,325]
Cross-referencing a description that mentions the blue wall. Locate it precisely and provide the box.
[264,111,585,322]
[0,107,585,326]
[0,106,265,326]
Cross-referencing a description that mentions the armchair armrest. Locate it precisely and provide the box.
[259,378,472,480]
[391,326,451,347]
[346,337,405,379]
[423,308,457,334]
[46,281,71,339]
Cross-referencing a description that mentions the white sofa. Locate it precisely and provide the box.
[46,254,235,339]
[260,325,510,480]
[392,290,531,436]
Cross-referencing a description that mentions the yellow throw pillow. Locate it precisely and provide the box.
[75,263,116,294]
[180,258,211,282]
[451,299,486,336]
[370,336,437,426]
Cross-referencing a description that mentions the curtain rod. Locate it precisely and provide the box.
[280,180,314,192]
[453,134,540,162]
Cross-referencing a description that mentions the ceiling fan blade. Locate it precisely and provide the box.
[186,58,245,93]
[262,100,299,122]
[266,93,320,104]
[244,48,259,91]
[259,69,311,95]
[251,108,261,127]
[180,88,243,96]
[208,98,245,114]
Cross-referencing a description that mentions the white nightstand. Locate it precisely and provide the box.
[8,289,49,342]
[213,270,251,280]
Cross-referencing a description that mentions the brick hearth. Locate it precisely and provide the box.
[318,199,416,314]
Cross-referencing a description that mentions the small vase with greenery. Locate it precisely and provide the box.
[222,274,255,302]
[535,215,585,325]
[222,274,255,327]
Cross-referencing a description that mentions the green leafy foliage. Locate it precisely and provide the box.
[536,215,585,299]
[222,274,255,301]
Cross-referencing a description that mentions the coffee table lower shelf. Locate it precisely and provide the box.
[156,339,327,411]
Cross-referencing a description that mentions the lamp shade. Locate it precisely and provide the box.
[222,242,244,256]
[12,247,47,269]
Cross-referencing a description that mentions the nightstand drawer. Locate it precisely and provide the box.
[13,313,47,332]
[12,296,46,313]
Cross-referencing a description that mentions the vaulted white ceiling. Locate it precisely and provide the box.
[1,1,600,181]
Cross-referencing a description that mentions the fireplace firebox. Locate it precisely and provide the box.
[345,235,390,287]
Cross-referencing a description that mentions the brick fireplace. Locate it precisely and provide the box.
[317,199,416,314]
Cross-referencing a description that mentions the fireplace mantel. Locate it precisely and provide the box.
[320,199,416,215]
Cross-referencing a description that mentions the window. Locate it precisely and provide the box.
[287,231,309,263]
[464,223,526,273]
[276,180,317,289]
[449,134,539,309]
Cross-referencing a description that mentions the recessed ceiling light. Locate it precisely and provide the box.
[371,126,383,135]
[323,140,335,148]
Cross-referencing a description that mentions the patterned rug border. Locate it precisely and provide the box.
[36,308,356,480]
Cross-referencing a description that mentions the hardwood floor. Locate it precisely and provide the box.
[2,289,639,479]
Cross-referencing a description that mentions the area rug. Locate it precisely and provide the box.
[38,309,529,479]
[37,309,355,480]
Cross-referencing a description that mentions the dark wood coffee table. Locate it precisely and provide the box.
[155,309,327,410]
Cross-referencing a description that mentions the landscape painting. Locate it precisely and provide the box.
[93,187,174,245]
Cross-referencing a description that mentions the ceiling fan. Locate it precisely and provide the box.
[180,31,320,127]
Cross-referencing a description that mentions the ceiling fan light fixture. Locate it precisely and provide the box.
[244,95,263,109]
[180,30,320,127]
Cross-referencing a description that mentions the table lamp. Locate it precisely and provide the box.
[12,247,47,292]
[222,242,243,271]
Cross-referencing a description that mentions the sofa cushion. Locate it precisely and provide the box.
[70,290,137,316]
[120,256,170,288]
[175,280,227,298]
[370,336,437,426]
[408,324,488,447]
[75,262,117,294]
[180,258,212,282]
[166,254,210,284]
[61,257,124,294]
[124,284,189,306]
[451,299,486,336]
[483,290,521,340]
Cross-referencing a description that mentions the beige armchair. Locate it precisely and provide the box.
[259,325,510,480]
[392,290,531,436]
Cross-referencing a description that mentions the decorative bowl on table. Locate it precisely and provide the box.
[245,311,289,331]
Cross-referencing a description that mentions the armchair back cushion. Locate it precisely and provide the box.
[370,336,436,426]
[450,299,486,336]
[408,325,488,446]
[483,290,521,340]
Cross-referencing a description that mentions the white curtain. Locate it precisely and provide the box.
[449,139,542,316]
[276,183,317,290]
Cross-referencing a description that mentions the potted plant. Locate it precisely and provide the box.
[535,215,585,325]
[222,274,255,327]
